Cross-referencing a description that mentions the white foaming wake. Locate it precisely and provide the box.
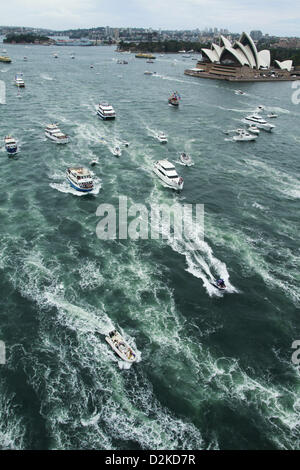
[40,73,54,81]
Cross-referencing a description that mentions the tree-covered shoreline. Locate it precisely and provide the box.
[3,33,52,44]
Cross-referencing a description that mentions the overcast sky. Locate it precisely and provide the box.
[1,0,299,36]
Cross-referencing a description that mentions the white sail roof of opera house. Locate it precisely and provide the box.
[275,60,293,72]
[201,32,277,70]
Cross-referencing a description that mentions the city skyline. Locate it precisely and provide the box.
[1,0,300,37]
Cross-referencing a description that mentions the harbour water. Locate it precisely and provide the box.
[0,44,299,450]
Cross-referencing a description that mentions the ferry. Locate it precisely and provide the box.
[168,91,181,107]
[45,124,69,144]
[97,102,116,120]
[135,53,156,59]
[105,330,137,363]
[244,114,275,132]
[15,73,25,87]
[66,167,94,192]
[0,56,12,63]
[4,136,18,155]
[153,160,184,190]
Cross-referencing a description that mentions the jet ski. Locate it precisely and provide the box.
[212,279,226,290]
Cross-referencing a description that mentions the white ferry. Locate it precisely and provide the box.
[97,102,116,120]
[15,73,25,87]
[45,124,69,144]
[153,160,184,190]
[66,167,94,192]
[105,330,137,363]
[4,136,18,155]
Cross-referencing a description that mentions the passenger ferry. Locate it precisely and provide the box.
[135,53,156,59]
[153,160,184,190]
[0,55,12,63]
[66,167,94,192]
[105,330,137,363]
[45,124,69,144]
[97,102,116,120]
[4,136,18,155]
[15,73,25,87]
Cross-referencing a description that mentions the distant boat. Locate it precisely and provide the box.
[0,55,11,63]
[23,56,28,61]
[66,167,94,192]
[168,91,181,107]
[135,53,156,59]
[15,73,25,87]
[4,136,18,155]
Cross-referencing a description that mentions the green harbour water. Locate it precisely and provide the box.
[0,44,299,450]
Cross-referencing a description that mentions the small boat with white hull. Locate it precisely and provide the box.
[105,330,137,363]
[4,136,18,155]
[45,124,69,144]
[244,114,274,132]
[233,129,257,142]
[66,167,94,192]
[267,112,278,118]
[15,73,25,87]
[156,132,168,144]
[247,125,260,134]
[180,152,193,166]
[97,102,116,120]
[112,146,121,157]
[153,159,184,190]
[168,91,181,107]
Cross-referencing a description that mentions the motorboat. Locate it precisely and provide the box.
[247,125,260,134]
[267,112,278,118]
[105,330,137,363]
[146,59,154,63]
[168,91,181,107]
[144,71,153,75]
[4,136,18,155]
[66,167,94,192]
[233,129,257,141]
[90,64,94,68]
[90,158,99,166]
[180,152,193,166]
[235,89,245,95]
[45,124,69,144]
[97,102,116,120]
[156,132,168,144]
[23,56,28,61]
[153,159,184,190]
[112,146,121,157]
[244,114,275,132]
[15,73,25,87]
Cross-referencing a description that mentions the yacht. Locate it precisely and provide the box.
[97,102,116,120]
[105,330,137,363]
[244,114,275,132]
[153,160,184,190]
[15,73,25,87]
[4,136,18,155]
[233,129,257,142]
[112,146,121,157]
[156,132,168,144]
[66,167,94,192]
[45,124,69,144]
[180,152,193,166]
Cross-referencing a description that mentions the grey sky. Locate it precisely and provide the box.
[1,0,299,35]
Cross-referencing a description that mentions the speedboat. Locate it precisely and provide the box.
[267,112,278,118]
[247,125,260,134]
[90,158,98,166]
[45,124,69,144]
[112,146,121,157]
[105,330,137,363]
[180,152,193,166]
[66,167,94,192]
[4,136,18,155]
[90,64,94,68]
[235,89,245,95]
[233,129,257,142]
[213,279,226,291]
[97,102,116,120]
[15,73,25,87]
[156,132,168,144]
[168,91,181,107]
[244,114,275,132]
[153,160,184,190]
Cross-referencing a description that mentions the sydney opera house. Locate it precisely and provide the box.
[185,32,298,81]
